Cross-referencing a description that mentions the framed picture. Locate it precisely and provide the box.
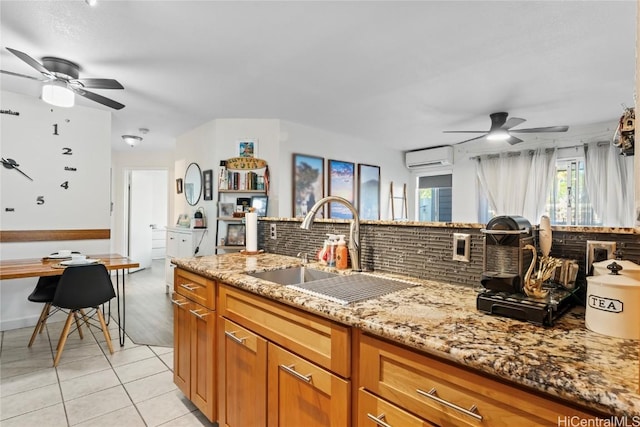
[328,159,355,219]
[203,169,213,200]
[176,178,183,194]
[236,197,251,211]
[176,213,190,227]
[219,202,235,218]
[251,195,269,217]
[226,224,246,246]
[358,164,381,220]
[238,139,257,158]
[293,153,324,218]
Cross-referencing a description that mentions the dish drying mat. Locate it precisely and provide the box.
[286,274,418,305]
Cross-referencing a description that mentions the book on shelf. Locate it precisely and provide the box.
[219,170,264,191]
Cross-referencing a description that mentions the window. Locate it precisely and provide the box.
[417,174,452,222]
[547,158,600,226]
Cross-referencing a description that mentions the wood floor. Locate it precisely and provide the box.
[124,259,173,347]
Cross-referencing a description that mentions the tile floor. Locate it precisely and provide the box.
[0,315,215,426]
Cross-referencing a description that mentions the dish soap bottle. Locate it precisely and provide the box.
[336,234,348,270]
[318,236,329,265]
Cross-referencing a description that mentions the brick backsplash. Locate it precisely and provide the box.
[259,220,640,290]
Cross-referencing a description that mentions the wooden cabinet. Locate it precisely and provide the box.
[218,317,267,427]
[172,268,217,422]
[165,228,207,292]
[218,283,351,427]
[267,344,350,427]
[358,334,596,426]
[358,388,435,427]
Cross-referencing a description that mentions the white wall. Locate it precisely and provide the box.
[279,121,409,220]
[1,91,112,330]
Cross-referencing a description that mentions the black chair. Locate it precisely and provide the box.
[51,264,116,366]
[27,275,62,347]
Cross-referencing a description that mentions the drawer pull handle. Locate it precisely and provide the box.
[366,413,392,427]
[416,388,483,421]
[189,309,209,319]
[224,331,246,345]
[180,283,199,291]
[280,364,312,383]
[170,298,188,306]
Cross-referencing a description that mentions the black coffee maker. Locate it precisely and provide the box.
[480,215,533,294]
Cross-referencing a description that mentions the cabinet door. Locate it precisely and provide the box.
[267,344,350,427]
[189,303,216,422]
[219,317,267,427]
[166,231,180,257]
[171,294,191,397]
[177,233,194,257]
[358,388,435,427]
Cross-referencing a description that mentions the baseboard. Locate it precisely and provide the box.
[0,310,67,332]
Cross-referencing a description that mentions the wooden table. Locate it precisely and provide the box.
[0,253,139,346]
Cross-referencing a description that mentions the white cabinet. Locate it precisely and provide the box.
[152,227,166,259]
[165,227,207,292]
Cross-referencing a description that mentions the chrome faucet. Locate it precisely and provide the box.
[300,196,361,272]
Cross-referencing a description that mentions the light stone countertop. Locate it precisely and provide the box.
[172,252,640,417]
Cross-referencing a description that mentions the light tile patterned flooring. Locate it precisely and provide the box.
[0,312,215,426]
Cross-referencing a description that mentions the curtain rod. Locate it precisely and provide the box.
[468,140,610,161]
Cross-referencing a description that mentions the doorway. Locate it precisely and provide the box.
[125,169,169,273]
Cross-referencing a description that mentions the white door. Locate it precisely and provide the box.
[129,171,154,272]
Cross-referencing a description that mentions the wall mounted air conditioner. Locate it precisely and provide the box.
[405,146,454,169]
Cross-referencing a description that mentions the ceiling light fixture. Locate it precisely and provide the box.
[486,129,510,141]
[41,81,74,108]
[85,0,98,6]
[122,135,142,147]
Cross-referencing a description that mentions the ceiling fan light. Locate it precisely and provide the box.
[486,129,510,141]
[122,135,142,147]
[41,82,74,108]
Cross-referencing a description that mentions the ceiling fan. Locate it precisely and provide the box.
[443,112,568,145]
[1,47,125,110]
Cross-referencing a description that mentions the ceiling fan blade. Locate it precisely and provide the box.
[442,130,487,134]
[72,78,124,90]
[0,69,46,81]
[505,135,524,145]
[72,87,125,110]
[510,126,569,133]
[454,134,488,145]
[6,47,54,78]
[502,117,526,130]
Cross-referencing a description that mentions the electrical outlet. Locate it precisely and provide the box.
[270,223,277,240]
[586,240,616,271]
[452,233,470,262]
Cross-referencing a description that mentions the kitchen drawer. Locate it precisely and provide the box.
[268,343,350,427]
[175,268,216,310]
[358,388,435,427]
[359,334,595,426]
[219,283,351,377]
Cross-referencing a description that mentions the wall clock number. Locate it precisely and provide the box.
[62,147,72,155]
[61,181,69,189]
[53,124,59,135]
[36,196,45,205]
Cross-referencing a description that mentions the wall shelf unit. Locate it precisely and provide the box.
[215,159,268,254]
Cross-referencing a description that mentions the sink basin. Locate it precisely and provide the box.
[248,267,418,304]
[247,266,339,286]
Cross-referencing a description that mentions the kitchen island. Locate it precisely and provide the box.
[172,252,639,423]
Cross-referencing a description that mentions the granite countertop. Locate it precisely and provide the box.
[172,252,640,417]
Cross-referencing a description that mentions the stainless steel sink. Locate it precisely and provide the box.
[247,267,339,286]
[249,266,417,304]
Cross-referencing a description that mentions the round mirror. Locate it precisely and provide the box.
[184,163,202,206]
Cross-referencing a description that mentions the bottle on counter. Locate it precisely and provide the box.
[326,234,337,268]
[336,234,348,270]
[318,235,330,265]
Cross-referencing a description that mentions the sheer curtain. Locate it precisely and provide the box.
[585,142,634,226]
[476,148,556,223]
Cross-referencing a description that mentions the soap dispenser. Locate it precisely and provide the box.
[336,234,348,270]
